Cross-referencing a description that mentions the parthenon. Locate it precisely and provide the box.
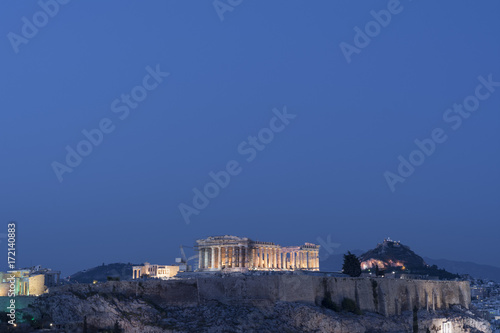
[195,235,320,272]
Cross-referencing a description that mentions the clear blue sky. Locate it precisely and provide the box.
[1,1,499,276]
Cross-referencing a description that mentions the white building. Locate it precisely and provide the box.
[132,262,180,280]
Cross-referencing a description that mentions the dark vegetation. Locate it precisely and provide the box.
[342,251,362,277]
[320,291,362,315]
[70,263,136,283]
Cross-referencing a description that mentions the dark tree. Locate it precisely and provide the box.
[413,306,418,333]
[342,251,361,277]
[83,316,88,333]
[374,265,380,276]
[114,320,121,333]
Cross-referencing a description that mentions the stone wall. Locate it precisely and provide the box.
[50,275,470,317]
[28,274,46,296]
[196,275,470,316]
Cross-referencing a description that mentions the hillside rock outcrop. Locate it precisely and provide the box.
[17,276,490,332]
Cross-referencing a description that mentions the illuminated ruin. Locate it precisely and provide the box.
[195,235,320,272]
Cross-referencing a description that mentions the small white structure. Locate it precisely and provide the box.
[132,262,180,280]
[442,321,452,333]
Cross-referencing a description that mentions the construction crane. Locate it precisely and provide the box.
[176,245,197,272]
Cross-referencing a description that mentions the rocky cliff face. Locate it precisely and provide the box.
[18,277,490,333]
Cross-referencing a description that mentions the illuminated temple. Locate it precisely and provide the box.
[195,235,320,272]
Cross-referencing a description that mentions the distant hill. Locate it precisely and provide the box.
[359,240,459,279]
[69,263,136,283]
[320,251,500,283]
[424,257,500,283]
[320,240,459,280]
[359,239,427,270]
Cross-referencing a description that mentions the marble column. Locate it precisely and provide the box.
[276,249,279,269]
[262,248,265,268]
[268,248,271,268]
[198,248,203,269]
[254,248,258,269]
[244,247,248,267]
[211,247,215,269]
[263,248,265,268]
[270,248,274,268]
[204,248,209,269]
[274,248,277,268]
[233,246,237,267]
[239,246,244,267]
[256,247,260,268]
[261,247,264,268]
[250,247,254,268]
[270,248,273,268]
[261,247,265,268]
[232,246,237,268]
[256,248,259,269]
[218,247,222,269]
[266,248,269,268]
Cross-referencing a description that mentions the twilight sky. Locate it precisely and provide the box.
[1,1,499,276]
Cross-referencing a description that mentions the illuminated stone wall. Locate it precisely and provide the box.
[28,274,46,296]
[0,283,9,297]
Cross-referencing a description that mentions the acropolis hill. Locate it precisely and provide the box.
[10,236,492,332]
[19,275,490,332]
